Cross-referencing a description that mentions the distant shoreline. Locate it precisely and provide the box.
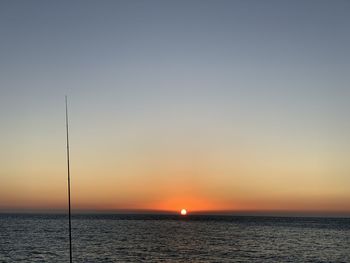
[1,210,350,219]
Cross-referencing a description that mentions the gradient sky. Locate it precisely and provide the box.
[1,0,350,214]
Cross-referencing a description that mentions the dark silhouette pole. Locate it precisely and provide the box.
[65,96,72,263]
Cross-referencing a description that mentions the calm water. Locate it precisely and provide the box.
[1,214,349,262]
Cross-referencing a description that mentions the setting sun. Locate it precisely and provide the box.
[180,209,187,215]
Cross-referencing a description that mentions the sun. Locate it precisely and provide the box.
[180,209,187,215]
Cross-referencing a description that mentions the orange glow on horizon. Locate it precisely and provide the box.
[180,209,187,215]
[146,195,235,212]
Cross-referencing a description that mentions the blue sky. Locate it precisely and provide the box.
[1,0,350,212]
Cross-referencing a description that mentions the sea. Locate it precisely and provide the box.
[1,214,349,262]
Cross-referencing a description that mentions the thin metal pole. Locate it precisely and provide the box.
[65,96,73,263]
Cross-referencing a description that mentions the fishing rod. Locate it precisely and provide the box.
[65,96,72,263]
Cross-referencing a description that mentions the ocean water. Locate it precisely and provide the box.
[1,214,349,262]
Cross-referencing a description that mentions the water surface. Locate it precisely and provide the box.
[1,214,349,262]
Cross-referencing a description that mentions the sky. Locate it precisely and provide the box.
[1,0,350,215]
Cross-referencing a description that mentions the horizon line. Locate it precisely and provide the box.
[1,208,350,218]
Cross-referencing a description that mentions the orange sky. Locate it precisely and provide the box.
[1,126,350,214]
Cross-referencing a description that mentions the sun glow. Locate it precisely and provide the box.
[180,209,187,215]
